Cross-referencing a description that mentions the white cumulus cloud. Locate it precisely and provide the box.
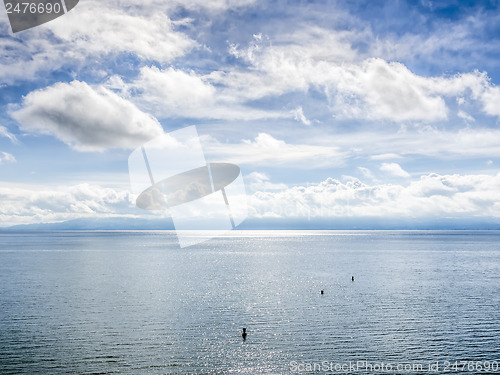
[248,173,500,219]
[0,183,138,226]
[11,80,163,151]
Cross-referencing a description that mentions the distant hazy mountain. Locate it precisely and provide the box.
[2,217,175,231]
[2,216,500,231]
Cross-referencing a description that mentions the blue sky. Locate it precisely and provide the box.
[1,0,500,227]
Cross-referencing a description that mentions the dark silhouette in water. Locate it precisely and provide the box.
[321,289,324,295]
[352,276,354,281]
[242,328,247,340]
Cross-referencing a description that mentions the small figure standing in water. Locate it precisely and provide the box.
[242,328,247,340]
[321,289,324,295]
[352,276,354,282]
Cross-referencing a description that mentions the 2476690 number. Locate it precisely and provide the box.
[5,2,62,14]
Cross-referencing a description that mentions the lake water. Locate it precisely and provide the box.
[1,230,499,374]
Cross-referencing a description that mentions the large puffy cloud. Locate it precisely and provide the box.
[11,80,163,151]
[249,173,500,219]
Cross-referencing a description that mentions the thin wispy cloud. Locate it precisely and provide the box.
[0,126,17,143]
[202,133,347,168]
[0,152,16,164]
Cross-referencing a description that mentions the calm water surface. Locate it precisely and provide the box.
[0,230,499,374]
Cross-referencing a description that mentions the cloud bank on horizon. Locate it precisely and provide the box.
[1,0,500,227]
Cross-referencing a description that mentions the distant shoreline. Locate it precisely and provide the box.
[2,215,500,232]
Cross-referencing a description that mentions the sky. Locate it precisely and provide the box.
[1,0,500,228]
